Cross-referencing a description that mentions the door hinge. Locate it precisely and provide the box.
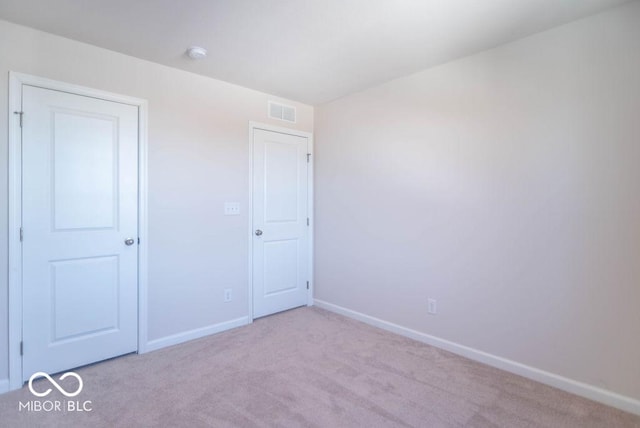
[20,341,23,356]
[306,218,309,226]
[19,227,23,242]
[14,111,23,128]
[307,153,311,163]
[306,281,309,290]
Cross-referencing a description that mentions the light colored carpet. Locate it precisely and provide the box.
[0,306,638,427]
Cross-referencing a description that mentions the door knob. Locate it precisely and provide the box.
[124,238,136,246]
[255,229,263,236]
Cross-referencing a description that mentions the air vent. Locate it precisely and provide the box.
[268,101,296,123]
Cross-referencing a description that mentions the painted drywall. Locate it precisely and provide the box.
[314,1,640,402]
[0,19,313,383]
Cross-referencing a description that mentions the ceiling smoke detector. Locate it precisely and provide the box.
[186,46,207,60]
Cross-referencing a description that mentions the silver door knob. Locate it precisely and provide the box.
[255,229,263,236]
[124,238,135,246]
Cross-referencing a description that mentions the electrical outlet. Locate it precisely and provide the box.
[224,202,240,216]
[224,288,232,303]
[428,298,437,315]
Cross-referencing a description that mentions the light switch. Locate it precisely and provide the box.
[224,202,240,216]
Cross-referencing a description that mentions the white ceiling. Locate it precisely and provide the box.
[0,0,631,105]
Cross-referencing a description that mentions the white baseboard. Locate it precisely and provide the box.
[144,316,250,353]
[314,299,640,416]
[0,379,9,394]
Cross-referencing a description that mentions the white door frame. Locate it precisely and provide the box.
[248,122,314,322]
[7,72,150,391]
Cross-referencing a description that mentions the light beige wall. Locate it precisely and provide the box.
[315,2,640,401]
[0,19,313,382]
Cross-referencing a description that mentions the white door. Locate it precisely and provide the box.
[252,128,309,318]
[21,85,139,380]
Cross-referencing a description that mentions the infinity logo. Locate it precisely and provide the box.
[28,372,83,398]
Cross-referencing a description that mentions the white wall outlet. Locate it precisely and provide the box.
[428,298,437,315]
[224,288,232,303]
[224,202,240,216]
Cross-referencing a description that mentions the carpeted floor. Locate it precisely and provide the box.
[0,306,638,427]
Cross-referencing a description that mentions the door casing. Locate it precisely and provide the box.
[7,72,150,391]
[248,122,314,321]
